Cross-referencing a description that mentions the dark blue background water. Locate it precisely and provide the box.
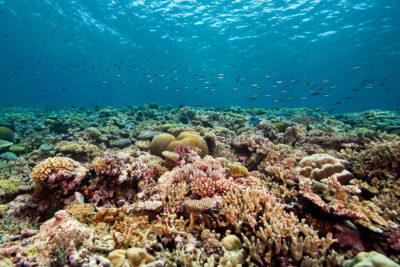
[0,0,399,112]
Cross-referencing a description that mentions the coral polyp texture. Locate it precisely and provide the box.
[0,105,400,266]
[30,157,74,183]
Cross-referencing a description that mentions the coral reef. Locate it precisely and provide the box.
[0,105,399,266]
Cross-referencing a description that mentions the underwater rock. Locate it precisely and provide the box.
[138,130,159,140]
[111,138,131,148]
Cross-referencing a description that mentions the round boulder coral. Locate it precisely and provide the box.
[108,248,155,267]
[149,133,176,156]
[167,131,209,157]
[0,126,13,142]
[222,235,242,251]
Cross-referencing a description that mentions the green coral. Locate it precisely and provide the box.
[26,246,40,256]
[69,117,86,123]
[271,122,287,132]
[9,145,25,154]
[162,123,177,130]
[91,151,102,159]
[0,177,23,195]
[355,127,374,133]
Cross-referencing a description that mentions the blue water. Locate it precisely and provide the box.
[0,0,399,112]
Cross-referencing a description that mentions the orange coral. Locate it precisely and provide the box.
[30,157,73,183]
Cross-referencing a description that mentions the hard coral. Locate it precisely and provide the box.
[299,176,394,233]
[232,134,272,155]
[108,247,155,267]
[299,153,354,184]
[167,131,209,157]
[0,126,13,142]
[56,140,98,153]
[149,133,175,156]
[344,251,399,267]
[30,157,74,183]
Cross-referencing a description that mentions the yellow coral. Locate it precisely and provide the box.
[227,162,248,178]
[30,157,73,182]
[56,141,98,153]
[167,131,209,157]
[149,133,176,156]
[0,177,23,195]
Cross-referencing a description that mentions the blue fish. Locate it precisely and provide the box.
[250,118,261,124]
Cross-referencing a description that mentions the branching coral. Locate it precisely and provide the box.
[218,188,343,265]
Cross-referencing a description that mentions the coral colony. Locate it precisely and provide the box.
[0,105,399,266]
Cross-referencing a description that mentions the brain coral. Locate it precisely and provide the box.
[298,153,354,184]
[149,133,176,156]
[30,157,74,182]
[167,131,209,157]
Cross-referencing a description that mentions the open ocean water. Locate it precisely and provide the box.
[0,0,399,111]
[1,1,400,267]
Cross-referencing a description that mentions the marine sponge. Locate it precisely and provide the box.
[298,153,354,184]
[30,157,74,183]
[0,126,13,142]
[167,131,209,157]
[149,133,176,156]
